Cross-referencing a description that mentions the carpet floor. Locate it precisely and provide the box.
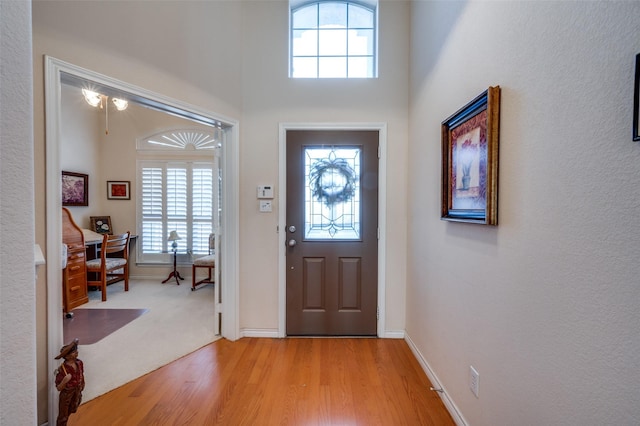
[64,308,149,344]
[65,279,219,402]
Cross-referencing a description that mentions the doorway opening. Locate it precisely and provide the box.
[44,56,240,422]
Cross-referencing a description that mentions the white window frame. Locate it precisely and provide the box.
[137,160,217,264]
[289,0,378,79]
[135,129,221,265]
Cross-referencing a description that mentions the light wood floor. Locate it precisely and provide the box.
[70,338,455,425]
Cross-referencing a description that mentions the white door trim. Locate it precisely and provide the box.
[278,122,388,338]
[44,56,240,423]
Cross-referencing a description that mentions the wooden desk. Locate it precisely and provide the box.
[62,208,89,314]
[62,208,136,314]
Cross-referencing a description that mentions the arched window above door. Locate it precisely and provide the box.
[290,0,378,78]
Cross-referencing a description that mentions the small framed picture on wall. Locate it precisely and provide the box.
[62,171,89,206]
[107,181,130,200]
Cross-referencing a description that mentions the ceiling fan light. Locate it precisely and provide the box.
[82,89,102,107]
[112,98,128,111]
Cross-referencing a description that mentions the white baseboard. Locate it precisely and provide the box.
[240,329,406,339]
[404,333,468,426]
[241,328,280,338]
[130,274,174,281]
[382,329,405,339]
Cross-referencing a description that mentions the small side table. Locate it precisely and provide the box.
[162,249,185,285]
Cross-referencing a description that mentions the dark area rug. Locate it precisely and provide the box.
[64,308,149,345]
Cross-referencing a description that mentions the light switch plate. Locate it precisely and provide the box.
[257,185,274,199]
[259,200,272,212]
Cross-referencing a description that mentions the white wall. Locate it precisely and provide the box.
[239,0,410,333]
[0,1,37,424]
[60,84,101,226]
[407,1,640,425]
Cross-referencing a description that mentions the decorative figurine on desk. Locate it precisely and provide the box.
[54,338,85,426]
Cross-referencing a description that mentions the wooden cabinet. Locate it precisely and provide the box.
[63,243,88,311]
[62,208,88,313]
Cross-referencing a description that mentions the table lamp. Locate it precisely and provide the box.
[168,230,181,252]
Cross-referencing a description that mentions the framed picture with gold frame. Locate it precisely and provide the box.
[633,53,639,141]
[441,86,501,225]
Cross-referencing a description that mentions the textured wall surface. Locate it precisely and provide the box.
[24,1,640,424]
[407,2,640,425]
[0,1,37,424]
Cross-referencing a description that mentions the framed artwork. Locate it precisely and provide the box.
[107,181,131,200]
[90,216,113,235]
[441,86,501,225]
[634,53,640,141]
[61,171,89,207]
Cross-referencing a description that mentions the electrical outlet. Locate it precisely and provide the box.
[469,366,479,398]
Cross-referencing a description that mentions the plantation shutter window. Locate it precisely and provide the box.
[141,167,164,254]
[138,161,214,264]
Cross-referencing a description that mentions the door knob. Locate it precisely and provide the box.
[288,239,297,247]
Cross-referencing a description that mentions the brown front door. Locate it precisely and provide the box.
[286,130,378,336]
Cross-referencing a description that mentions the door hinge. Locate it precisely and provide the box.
[377,144,381,159]
[377,306,380,320]
[377,227,380,240]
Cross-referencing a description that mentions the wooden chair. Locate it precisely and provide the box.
[192,233,215,291]
[86,231,131,301]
